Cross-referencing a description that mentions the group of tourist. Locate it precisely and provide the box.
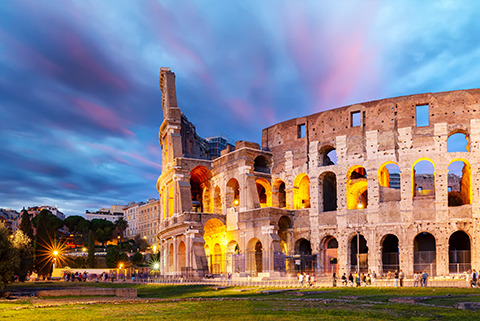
[63,271,88,282]
[413,271,429,286]
[340,271,377,287]
[297,272,316,286]
[467,269,480,287]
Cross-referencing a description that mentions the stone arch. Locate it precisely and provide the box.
[449,230,471,274]
[412,158,436,197]
[414,232,437,275]
[350,234,368,273]
[226,240,241,274]
[272,179,286,208]
[447,158,471,206]
[213,185,223,214]
[168,243,174,273]
[278,216,292,254]
[295,238,312,255]
[256,178,272,207]
[254,155,270,174]
[178,241,186,273]
[319,145,337,166]
[347,166,367,210]
[447,130,469,152]
[381,234,399,273]
[378,162,401,202]
[190,166,212,213]
[226,178,240,208]
[293,173,310,209]
[322,236,338,275]
[247,238,263,274]
[319,171,337,212]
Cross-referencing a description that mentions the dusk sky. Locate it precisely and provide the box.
[1,0,480,216]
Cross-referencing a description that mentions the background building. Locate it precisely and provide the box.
[85,204,125,223]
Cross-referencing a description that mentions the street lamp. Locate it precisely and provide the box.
[53,250,58,269]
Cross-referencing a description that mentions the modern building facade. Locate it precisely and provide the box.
[155,67,480,279]
[85,205,125,223]
[138,199,161,246]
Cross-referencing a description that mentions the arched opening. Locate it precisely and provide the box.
[449,231,471,274]
[378,163,401,202]
[414,232,436,275]
[168,186,174,217]
[254,155,270,174]
[203,219,226,275]
[213,243,223,274]
[168,243,174,273]
[256,178,272,207]
[273,179,286,208]
[293,238,315,273]
[447,132,469,153]
[226,178,240,208]
[213,185,223,214]
[448,160,471,207]
[324,236,338,275]
[178,241,186,274]
[293,174,310,209]
[226,240,241,274]
[350,234,368,273]
[190,166,212,213]
[413,159,435,197]
[321,172,337,212]
[347,166,368,210]
[381,234,399,273]
[319,145,337,166]
[247,238,262,275]
[278,215,292,254]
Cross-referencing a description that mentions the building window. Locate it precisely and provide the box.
[351,111,361,127]
[416,104,429,127]
[298,124,305,138]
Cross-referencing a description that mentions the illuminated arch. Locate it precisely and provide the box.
[226,178,240,208]
[272,179,286,208]
[447,158,472,206]
[190,166,213,213]
[293,173,310,209]
[256,178,272,207]
[347,166,367,210]
[178,241,186,272]
[378,161,401,187]
[412,158,436,197]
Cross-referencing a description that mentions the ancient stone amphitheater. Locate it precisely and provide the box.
[156,67,480,279]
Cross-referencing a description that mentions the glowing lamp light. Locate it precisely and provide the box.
[357,203,363,209]
[82,247,87,252]
[154,263,160,270]
[234,199,239,206]
[53,250,58,256]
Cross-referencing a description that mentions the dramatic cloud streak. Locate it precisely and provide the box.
[1,0,480,215]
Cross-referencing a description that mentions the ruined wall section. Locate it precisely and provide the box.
[180,113,209,160]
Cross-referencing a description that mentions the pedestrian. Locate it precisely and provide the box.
[332,272,337,287]
[132,272,136,282]
[372,271,377,286]
[413,272,420,287]
[355,272,360,287]
[310,274,315,286]
[348,273,354,287]
[386,271,392,286]
[298,273,304,287]
[421,271,428,287]
[305,273,310,287]
[83,271,88,282]
[361,273,366,286]
[399,270,404,287]
[394,270,399,287]
[341,273,347,286]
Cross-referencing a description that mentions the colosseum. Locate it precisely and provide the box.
[156,67,480,279]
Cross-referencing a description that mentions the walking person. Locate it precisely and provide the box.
[413,272,420,287]
[372,271,377,286]
[348,273,354,287]
[332,272,337,287]
[298,273,304,287]
[341,273,347,286]
[394,270,399,287]
[399,270,404,287]
[421,271,428,287]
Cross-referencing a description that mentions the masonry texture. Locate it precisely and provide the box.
[156,67,480,279]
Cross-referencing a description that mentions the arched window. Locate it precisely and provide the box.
[448,160,471,207]
[347,166,367,210]
[447,132,469,153]
[413,159,435,197]
[378,162,401,202]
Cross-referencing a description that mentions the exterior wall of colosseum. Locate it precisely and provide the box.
[156,67,480,279]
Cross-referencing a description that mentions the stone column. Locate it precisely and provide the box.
[436,234,449,276]
[435,169,449,221]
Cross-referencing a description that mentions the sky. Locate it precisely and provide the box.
[1,0,480,216]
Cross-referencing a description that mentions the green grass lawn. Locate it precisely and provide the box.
[2,282,480,320]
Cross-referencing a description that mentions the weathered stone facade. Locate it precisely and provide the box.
[156,67,479,279]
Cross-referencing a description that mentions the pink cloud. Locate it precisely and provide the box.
[73,98,134,136]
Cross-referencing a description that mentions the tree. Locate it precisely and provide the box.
[19,209,34,241]
[106,246,129,268]
[132,252,143,266]
[87,230,95,268]
[0,223,16,289]
[134,234,150,251]
[96,227,113,244]
[114,217,128,238]
[35,209,52,277]
[13,230,33,282]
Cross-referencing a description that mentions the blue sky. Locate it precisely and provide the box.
[1,0,480,216]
